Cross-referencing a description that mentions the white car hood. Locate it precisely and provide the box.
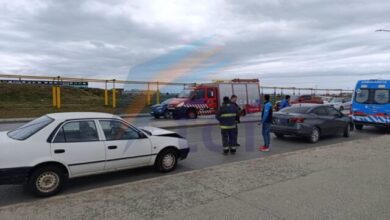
[140,126,175,136]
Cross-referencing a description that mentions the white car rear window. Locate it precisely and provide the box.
[7,116,54,140]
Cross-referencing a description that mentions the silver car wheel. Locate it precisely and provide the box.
[36,171,60,193]
[311,128,320,143]
[162,153,176,170]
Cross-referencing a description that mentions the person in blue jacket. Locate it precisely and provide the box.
[216,96,240,154]
[279,95,291,110]
[260,94,273,152]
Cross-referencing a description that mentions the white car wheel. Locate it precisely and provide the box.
[27,165,66,197]
[162,154,176,170]
[36,171,60,193]
[155,149,178,172]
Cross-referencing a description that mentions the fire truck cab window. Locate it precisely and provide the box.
[207,88,215,98]
[194,89,205,99]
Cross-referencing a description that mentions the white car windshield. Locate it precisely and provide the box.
[7,116,54,140]
[330,98,343,103]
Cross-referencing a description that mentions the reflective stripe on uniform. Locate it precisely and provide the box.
[220,125,236,129]
[220,113,237,118]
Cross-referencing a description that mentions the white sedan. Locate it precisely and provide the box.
[0,112,189,197]
[328,97,352,112]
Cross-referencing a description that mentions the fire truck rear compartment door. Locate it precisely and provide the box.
[218,84,234,105]
[232,84,248,106]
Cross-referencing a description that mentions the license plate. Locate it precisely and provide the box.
[274,118,288,125]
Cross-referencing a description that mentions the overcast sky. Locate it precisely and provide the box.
[1,0,390,90]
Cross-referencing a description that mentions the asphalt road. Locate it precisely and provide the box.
[0,121,387,207]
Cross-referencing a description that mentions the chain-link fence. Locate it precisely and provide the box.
[0,74,354,118]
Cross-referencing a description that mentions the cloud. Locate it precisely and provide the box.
[0,0,389,89]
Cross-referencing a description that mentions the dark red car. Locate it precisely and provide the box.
[275,95,323,111]
[290,95,324,105]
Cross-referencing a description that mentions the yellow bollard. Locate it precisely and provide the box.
[112,80,116,108]
[147,83,151,105]
[56,86,61,109]
[52,86,57,107]
[156,90,160,104]
[104,81,108,106]
[105,89,108,106]
[156,81,160,104]
[112,88,116,108]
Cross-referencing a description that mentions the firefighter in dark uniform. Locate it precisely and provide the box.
[216,96,240,154]
[230,94,240,146]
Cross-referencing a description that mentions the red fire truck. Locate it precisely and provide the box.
[151,79,262,119]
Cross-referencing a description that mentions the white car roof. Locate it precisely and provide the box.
[46,112,121,121]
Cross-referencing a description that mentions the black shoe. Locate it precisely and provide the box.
[223,147,229,154]
[230,149,236,154]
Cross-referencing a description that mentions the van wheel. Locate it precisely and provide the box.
[155,149,178,172]
[187,109,197,119]
[343,125,350,137]
[26,166,66,197]
[308,127,320,143]
[355,124,363,130]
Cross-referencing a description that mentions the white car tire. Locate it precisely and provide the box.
[155,149,178,172]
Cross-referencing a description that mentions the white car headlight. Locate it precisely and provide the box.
[177,102,185,107]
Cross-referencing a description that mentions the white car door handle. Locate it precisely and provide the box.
[54,149,65,154]
[108,145,118,150]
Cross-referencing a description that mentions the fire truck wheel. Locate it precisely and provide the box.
[240,110,247,116]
